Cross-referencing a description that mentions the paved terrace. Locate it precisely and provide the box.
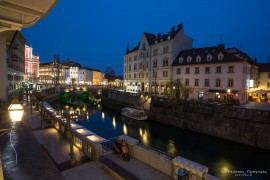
[0,104,172,180]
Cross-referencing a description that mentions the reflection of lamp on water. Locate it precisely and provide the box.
[112,116,116,129]
[102,112,105,120]
[123,123,127,135]
[139,127,143,136]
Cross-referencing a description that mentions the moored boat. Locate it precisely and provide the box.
[121,107,148,121]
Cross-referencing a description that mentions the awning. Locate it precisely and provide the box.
[207,89,226,93]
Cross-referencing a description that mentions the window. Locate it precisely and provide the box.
[153,70,157,77]
[204,79,210,87]
[146,73,148,78]
[134,73,137,78]
[218,52,224,60]
[163,46,169,54]
[179,57,184,63]
[163,71,168,77]
[146,62,149,68]
[194,79,199,86]
[134,64,137,70]
[216,66,222,73]
[268,73,270,78]
[134,55,137,60]
[139,62,142,69]
[207,54,212,61]
[195,67,200,74]
[142,43,145,50]
[196,55,201,62]
[228,79,234,87]
[187,56,192,62]
[129,57,131,62]
[205,67,210,74]
[163,57,169,66]
[185,79,189,86]
[153,60,158,68]
[215,79,221,87]
[177,68,181,74]
[129,74,131,78]
[129,65,131,71]
[267,82,270,87]
[228,66,234,73]
[185,68,190,74]
[153,49,158,56]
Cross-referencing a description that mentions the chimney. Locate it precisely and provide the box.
[177,24,183,30]
[171,27,175,32]
[218,44,224,50]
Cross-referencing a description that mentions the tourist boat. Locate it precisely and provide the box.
[121,107,148,121]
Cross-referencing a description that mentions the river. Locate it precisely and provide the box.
[54,104,270,179]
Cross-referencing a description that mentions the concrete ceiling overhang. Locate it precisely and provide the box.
[0,0,59,32]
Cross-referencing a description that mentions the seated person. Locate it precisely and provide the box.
[113,139,129,157]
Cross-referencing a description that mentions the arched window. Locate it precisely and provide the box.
[218,52,224,60]
[196,55,201,62]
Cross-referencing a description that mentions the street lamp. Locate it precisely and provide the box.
[8,97,24,123]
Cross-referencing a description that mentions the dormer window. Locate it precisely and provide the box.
[167,36,171,40]
[187,56,192,62]
[196,55,201,62]
[207,54,212,61]
[179,57,184,63]
[218,52,224,60]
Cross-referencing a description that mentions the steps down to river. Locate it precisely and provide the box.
[101,154,171,180]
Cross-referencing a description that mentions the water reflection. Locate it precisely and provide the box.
[53,104,270,179]
[167,140,176,156]
[123,123,127,135]
[112,116,116,130]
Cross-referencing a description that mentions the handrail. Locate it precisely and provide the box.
[137,143,173,159]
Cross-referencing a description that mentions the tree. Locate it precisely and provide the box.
[105,67,116,76]
[165,79,193,100]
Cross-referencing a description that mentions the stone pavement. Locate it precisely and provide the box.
[0,107,64,180]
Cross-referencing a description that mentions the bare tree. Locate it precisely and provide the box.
[105,67,116,76]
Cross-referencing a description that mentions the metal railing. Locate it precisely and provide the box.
[137,143,173,160]
[100,136,119,152]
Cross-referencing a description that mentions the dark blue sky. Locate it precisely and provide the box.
[22,0,270,75]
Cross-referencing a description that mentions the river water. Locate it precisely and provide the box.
[55,105,270,179]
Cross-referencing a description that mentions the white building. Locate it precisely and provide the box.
[124,24,193,94]
[172,44,259,104]
[62,60,81,85]
[79,67,93,85]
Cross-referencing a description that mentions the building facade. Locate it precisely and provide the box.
[172,44,259,104]
[258,63,270,90]
[25,45,39,84]
[0,31,26,103]
[39,56,66,85]
[124,24,193,94]
[93,70,103,85]
[79,67,93,85]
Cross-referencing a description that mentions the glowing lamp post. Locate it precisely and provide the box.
[0,97,24,134]
[8,97,24,123]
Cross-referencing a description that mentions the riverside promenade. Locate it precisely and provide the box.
[0,103,173,180]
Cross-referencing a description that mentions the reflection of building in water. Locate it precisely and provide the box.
[167,139,176,156]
